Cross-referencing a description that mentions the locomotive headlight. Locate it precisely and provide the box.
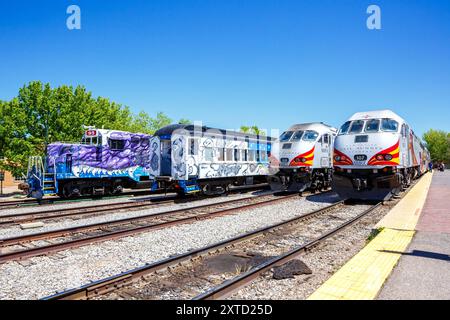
[376,155,384,161]
[334,155,341,162]
[384,154,393,161]
[300,157,307,163]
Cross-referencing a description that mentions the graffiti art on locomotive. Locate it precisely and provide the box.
[24,128,153,199]
[333,109,431,201]
[150,124,274,195]
[268,123,337,193]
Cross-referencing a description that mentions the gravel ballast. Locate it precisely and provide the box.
[0,192,339,299]
[0,191,270,239]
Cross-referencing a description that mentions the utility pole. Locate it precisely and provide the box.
[0,170,4,196]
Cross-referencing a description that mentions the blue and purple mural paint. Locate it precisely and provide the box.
[46,130,152,182]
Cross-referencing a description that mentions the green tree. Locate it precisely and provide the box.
[178,118,191,125]
[423,129,450,162]
[0,81,174,175]
[240,126,250,133]
[251,126,260,135]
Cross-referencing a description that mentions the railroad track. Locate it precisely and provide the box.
[0,190,159,210]
[193,203,381,300]
[0,195,180,227]
[40,198,379,300]
[0,184,270,210]
[0,192,302,263]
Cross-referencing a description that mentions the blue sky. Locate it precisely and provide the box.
[1,0,449,137]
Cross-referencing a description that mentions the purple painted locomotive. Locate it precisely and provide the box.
[25,128,154,199]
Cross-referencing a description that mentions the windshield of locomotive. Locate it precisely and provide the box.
[302,130,319,141]
[339,118,399,135]
[279,131,294,142]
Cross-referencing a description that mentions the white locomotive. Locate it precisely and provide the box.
[333,109,430,200]
[268,123,337,192]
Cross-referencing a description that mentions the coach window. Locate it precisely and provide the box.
[226,148,233,162]
[401,124,408,137]
[322,134,330,145]
[109,139,125,151]
[381,119,399,132]
[218,148,225,161]
[249,149,256,162]
[365,119,380,133]
[204,148,214,162]
[234,149,240,162]
[241,149,247,161]
[280,131,294,142]
[349,121,364,134]
[188,138,198,156]
[261,150,268,162]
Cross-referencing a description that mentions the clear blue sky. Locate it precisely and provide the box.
[1,0,449,137]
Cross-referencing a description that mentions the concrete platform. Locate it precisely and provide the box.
[378,170,450,299]
[308,172,434,300]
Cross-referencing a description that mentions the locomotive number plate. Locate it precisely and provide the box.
[354,154,367,161]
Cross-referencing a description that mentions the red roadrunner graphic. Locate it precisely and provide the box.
[289,146,315,166]
[368,140,400,166]
[333,149,353,165]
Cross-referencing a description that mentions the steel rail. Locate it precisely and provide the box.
[193,202,382,300]
[0,193,301,262]
[0,184,269,224]
[0,195,179,225]
[41,199,344,300]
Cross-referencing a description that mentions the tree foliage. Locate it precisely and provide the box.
[240,125,261,135]
[0,81,185,176]
[423,129,450,163]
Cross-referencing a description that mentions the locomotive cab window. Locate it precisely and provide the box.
[339,121,351,135]
[302,130,319,141]
[108,139,125,150]
[291,131,304,142]
[365,119,380,132]
[279,131,294,142]
[349,120,364,134]
[381,119,399,132]
[82,136,100,146]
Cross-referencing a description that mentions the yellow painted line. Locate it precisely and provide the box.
[307,173,434,300]
[308,228,415,300]
[375,172,433,231]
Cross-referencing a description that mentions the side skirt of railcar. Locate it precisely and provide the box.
[154,176,267,196]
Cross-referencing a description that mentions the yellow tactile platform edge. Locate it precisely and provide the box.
[375,172,433,231]
[307,173,433,300]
